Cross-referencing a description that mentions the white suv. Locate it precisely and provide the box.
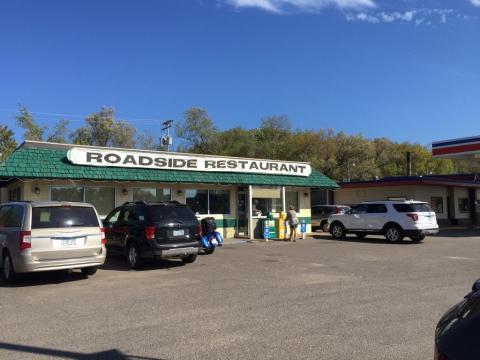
[327,200,439,243]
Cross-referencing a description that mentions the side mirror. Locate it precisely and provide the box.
[472,279,480,292]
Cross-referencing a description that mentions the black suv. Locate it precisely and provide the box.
[103,201,201,269]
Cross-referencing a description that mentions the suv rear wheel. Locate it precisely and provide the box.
[385,225,404,243]
[2,252,17,284]
[410,235,425,243]
[321,222,329,232]
[182,254,198,263]
[81,266,98,276]
[330,223,346,239]
[127,242,143,269]
[204,247,215,255]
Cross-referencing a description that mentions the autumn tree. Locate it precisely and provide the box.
[15,105,69,143]
[0,125,17,162]
[175,108,218,154]
[71,107,136,148]
[254,115,292,160]
[215,127,257,158]
[136,132,160,151]
[47,119,70,143]
[15,106,46,141]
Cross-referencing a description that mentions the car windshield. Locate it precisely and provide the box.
[393,203,433,213]
[32,206,99,228]
[149,206,197,221]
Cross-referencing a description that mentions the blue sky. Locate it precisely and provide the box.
[0,0,479,147]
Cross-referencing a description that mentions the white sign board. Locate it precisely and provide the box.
[67,148,312,177]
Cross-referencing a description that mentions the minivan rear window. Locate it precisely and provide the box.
[149,206,197,221]
[393,204,433,213]
[32,206,99,228]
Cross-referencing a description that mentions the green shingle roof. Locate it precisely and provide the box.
[0,145,338,189]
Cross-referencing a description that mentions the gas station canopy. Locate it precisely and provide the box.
[432,135,480,158]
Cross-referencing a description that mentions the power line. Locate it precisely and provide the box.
[0,108,168,125]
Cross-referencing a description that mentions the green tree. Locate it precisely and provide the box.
[72,107,115,146]
[215,127,257,158]
[71,107,137,148]
[47,119,70,143]
[136,132,159,150]
[110,120,136,148]
[175,108,218,154]
[15,105,46,141]
[254,115,292,159]
[0,125,17,162]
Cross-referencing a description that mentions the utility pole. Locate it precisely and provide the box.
[406,152,412,176]
[347,158,356,182]
[161,120,174,151]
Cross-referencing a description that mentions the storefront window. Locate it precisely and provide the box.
[133,188,171,202]
[252,186,281,216]
[51,186,84,202]
[8,188,21,201]
[431,197,443,213]
[85,187,115,216]
[285,190,299,212]
[210,190,230,214]
[186,189,208,214]
[50,186,115,216]
[458,198,469,213]
[186,189,231,215]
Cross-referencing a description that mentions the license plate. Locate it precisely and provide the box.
[173,229,184,237]
[61,239,77,247]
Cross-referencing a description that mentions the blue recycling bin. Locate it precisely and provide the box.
[300,219,307,234]
[263,219,271,239]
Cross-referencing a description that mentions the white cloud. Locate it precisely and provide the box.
[227,0,281,12]
[347,8,455,25]
[346,12,379,23]
[470,0,480,7]
[225,0,376,13]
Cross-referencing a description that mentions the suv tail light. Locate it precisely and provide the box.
[198,224,202,237]
[19,230,32,251]
[335,207,341,214]
[100,227,106,245]
[145,226,156,240]
[406,213,419,222]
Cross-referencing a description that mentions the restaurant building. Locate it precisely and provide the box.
[0,141,338,239]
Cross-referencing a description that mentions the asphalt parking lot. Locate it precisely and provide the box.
[1,231,480,360]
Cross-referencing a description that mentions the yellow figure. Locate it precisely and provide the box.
[278,211,287,239]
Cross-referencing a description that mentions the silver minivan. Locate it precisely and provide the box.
[0,201,106,283]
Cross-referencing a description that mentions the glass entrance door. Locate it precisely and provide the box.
[237,191,248,236]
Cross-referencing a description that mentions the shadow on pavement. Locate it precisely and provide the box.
[0,341,165,359]
[0,269,89,288]
[310,233,420,245]
[435,230,480,238]
[101,254,186,272]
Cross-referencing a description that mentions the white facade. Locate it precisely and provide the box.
[334,184,479,224]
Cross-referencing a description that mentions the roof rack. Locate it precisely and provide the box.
[122,200,149,206]
[122,200,183,206]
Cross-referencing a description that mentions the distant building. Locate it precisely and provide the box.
[334,174,480,227]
